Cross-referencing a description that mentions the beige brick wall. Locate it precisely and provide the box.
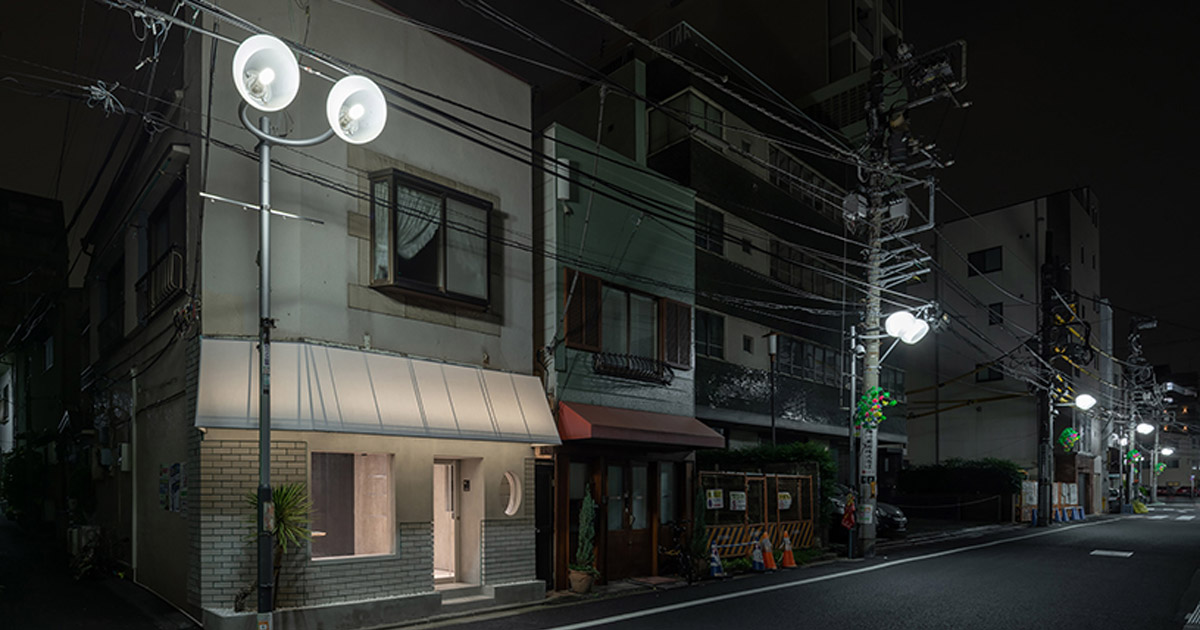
[195,438,434,610]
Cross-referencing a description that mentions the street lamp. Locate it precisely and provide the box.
[1074,393,1097,411]
[231,33,386,626]
[856,308,932,558]
[1137,422,1156,435]
[1161,447,1175,456]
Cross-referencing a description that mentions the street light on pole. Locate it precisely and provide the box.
[230,33,386,628]
[857,308,932,557]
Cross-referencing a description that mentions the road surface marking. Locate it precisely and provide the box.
[1149,515,1170,520]
[1178,516,1196,521]
[1188,597,1200,627]
[1089,550,1133,557]
[544,519,1118,630]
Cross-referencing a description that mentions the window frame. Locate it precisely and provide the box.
[988,302,1004,326]
[563,268,691,369]
[310,451,396,560]
[975,363,1004,382]
[695,310,725,360]
[695,203,725,255]
[967,246,1002,276]
[368,169,493,308]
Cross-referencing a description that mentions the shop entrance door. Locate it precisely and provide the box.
[433,460,459,582]
[604,461,651,579]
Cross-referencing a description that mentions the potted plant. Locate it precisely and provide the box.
[568,491,599,593]
[236,482,314,610]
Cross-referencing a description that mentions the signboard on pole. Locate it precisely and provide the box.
[729,491,747,511]
[859,427,878,483]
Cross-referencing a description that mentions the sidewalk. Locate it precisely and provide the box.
[0,512,198,630]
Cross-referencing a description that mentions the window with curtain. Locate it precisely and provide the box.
[369,170,491,305]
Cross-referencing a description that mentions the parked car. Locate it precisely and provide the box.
[829,483,908,538]
[1175,486,1196,497]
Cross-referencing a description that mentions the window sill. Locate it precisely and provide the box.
[371,283,489,312]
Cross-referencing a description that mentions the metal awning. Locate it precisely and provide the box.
[558,401,724,449]
[196,337,560,444]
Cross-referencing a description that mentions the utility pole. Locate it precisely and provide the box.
[1036,257,1056,527]
[850,44,966,557]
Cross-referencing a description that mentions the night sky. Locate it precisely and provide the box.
[3,0,1196,375]
[904,1,1200,375]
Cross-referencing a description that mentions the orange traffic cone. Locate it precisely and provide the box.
[779,532,797,569]
[760,532,777,571]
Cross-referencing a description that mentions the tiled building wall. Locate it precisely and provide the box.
[480,458,536,585]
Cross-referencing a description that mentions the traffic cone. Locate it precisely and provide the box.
[760,532,777,571]
[779,532,797,569]
[708,544,726,578]
[750,537,766,572]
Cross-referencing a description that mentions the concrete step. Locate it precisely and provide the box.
[438,593,497,615]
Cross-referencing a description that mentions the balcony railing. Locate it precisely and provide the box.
[592,353,675,385]
[136,246,185,321]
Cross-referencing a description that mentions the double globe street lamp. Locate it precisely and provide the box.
[231,33,387,625]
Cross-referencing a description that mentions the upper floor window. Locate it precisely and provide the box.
[777,335,842,387]
[564,269,690,369]
[695,310,724,359]
[649,91,724,154]
[976,363,1004,382]
[695,204,724,255]
[967,246,1002,277]
[988,302,1004,326]
[370,170,490,306]
[770,240,842,300]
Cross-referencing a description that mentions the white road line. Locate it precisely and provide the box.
[1178,515,1196,521]
[1148,515,1170,520]
[545,520,1118,630]
[1090,550,1133,557]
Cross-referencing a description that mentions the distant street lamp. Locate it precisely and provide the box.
[1137,422,1156,435]
[1161,447,1175,457]
[230,33,386,628]
[1074,393,1097,411]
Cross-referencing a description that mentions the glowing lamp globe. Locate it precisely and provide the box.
[1074,393,1097,411]
[232,34,300,112]
[1136,422,1155,435]
[326,75,387,144]
[1162,447,1175,456]
[885,311,917,339]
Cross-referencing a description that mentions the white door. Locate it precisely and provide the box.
[433,461,458,582]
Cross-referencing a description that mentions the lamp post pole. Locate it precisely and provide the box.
[1152,429,1160,504]
[256,114,275,617]
[242,107,334,623]
[847,325,858,558]
[768,333,777,446]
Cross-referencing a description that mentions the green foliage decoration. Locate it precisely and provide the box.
[570,491,599,576]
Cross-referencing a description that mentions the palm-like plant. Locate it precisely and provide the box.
[242,483,314,608]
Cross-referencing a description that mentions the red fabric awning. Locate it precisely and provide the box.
[558,402,724,449]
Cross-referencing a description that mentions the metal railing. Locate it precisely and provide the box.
[592,352,675,385]
[136,246,185,321]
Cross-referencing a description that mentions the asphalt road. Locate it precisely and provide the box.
[436,503,1200,630]
[0,512,198,630]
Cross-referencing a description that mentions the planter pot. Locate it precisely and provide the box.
[568,569,595,594]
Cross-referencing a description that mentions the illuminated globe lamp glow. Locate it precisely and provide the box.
[232,34,300,112]
[1162,447,1175,456]
[1074,393,1097,411]
[1136,422,1155,435]
[326,75,387,144]
[885,310,929,345]
[1119,436,1129,446]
